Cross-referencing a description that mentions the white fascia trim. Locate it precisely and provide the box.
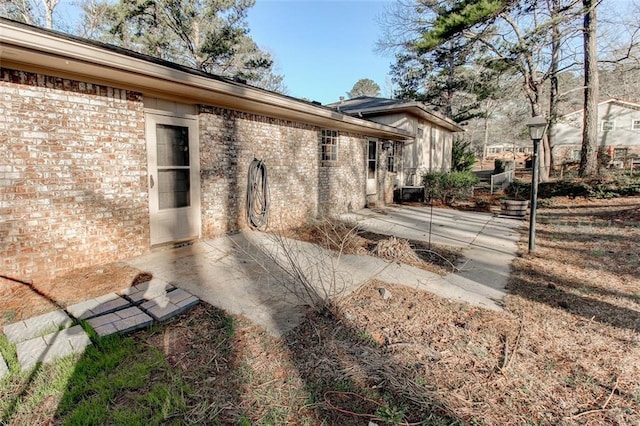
[0,21,411,140]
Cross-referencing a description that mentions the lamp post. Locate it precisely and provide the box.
[526,115,548,253]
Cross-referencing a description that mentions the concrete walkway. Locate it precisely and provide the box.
[0,205,522,375]
[343,204,524,295]
[124,205,523,337]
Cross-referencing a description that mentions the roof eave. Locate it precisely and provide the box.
[0,20,411,141]
[342,103,464,132]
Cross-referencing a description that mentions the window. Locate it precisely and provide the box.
[602,120,615,131]
[613,148,628,160]
[632,120,640,130]
[417,127,424,138]
[387,141,397,172]
[571,149,581,161]
[321,130,338,162]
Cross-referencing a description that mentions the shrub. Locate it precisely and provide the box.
[510,175,640,199]
[452,138,477,172]
[423,171,479,204]
[505,180,530,200]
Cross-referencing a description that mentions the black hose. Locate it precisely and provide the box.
[246,158,269,229]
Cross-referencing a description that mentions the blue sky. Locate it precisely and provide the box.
[247,0,394,104]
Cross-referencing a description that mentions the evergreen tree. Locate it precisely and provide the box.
[82,0,286,91]
[347,78,381,98]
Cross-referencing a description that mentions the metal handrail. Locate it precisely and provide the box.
[490,170,514,194]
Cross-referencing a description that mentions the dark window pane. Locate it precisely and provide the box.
[157,124,189,167]
[368,161,376,179]
[368,141,377,160]
[158,169,190,209]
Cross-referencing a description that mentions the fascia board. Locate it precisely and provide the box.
[349,103,464,132]
[0,21,411,140]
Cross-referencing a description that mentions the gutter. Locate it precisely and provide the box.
[0,19,412,141]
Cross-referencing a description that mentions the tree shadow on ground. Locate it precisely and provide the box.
[508,268,640,333]
[284,305,462,425]
[43,300,464,425]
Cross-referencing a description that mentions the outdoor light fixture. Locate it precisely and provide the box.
[382,140,394,151]
[527,116,548,140]
[526,115,548,253]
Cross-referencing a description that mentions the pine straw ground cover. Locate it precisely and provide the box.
[1,197,639,424]
[0,264,151,327]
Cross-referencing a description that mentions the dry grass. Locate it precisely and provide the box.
[280,197,640,424]
[0,263,149,326]
[1,197,639,424]
[287,218,462,275]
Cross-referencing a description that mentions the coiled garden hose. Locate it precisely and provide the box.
[246,158,269,229]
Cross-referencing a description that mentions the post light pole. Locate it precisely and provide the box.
[526,116,548,253]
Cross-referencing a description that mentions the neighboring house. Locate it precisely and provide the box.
[483,143,533,169]
[327,97,464,192]
[0,19,411,282]
[553,99,640,168]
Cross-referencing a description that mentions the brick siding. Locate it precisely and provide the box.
[1,69,148,282]
[318,133,368,215]
[2,69,387,281]
[198,107,377,236]
[199,106,321,235]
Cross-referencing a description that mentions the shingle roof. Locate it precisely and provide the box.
[326,96,464,132]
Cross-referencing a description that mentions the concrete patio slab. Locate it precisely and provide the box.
[125,204,521,337]
[15,325,91,371]
[3,310,73,344]
[66,293,131,320]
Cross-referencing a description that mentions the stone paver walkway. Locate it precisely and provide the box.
[3,310,74,344]
[67,293,131,320]
[1,278,199,373]
[86,307,153,337]
[16,325,91,371]
[0,352,8,379]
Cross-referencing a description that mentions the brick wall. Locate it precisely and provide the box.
[0,69,148,282]
[318,133,368,215]
[199,106,322,236]
[1,69,383,280]
[198,107,374,236]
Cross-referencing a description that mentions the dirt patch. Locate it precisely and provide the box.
[0,263,151,326]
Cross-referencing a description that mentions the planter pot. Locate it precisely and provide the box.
[501,199,529,217]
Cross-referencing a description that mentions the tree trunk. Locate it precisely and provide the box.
[523,66,551,182]
[42,0,58,29]
[482,115,489,169]
[579,0,599,177]
[547,0,560,173]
